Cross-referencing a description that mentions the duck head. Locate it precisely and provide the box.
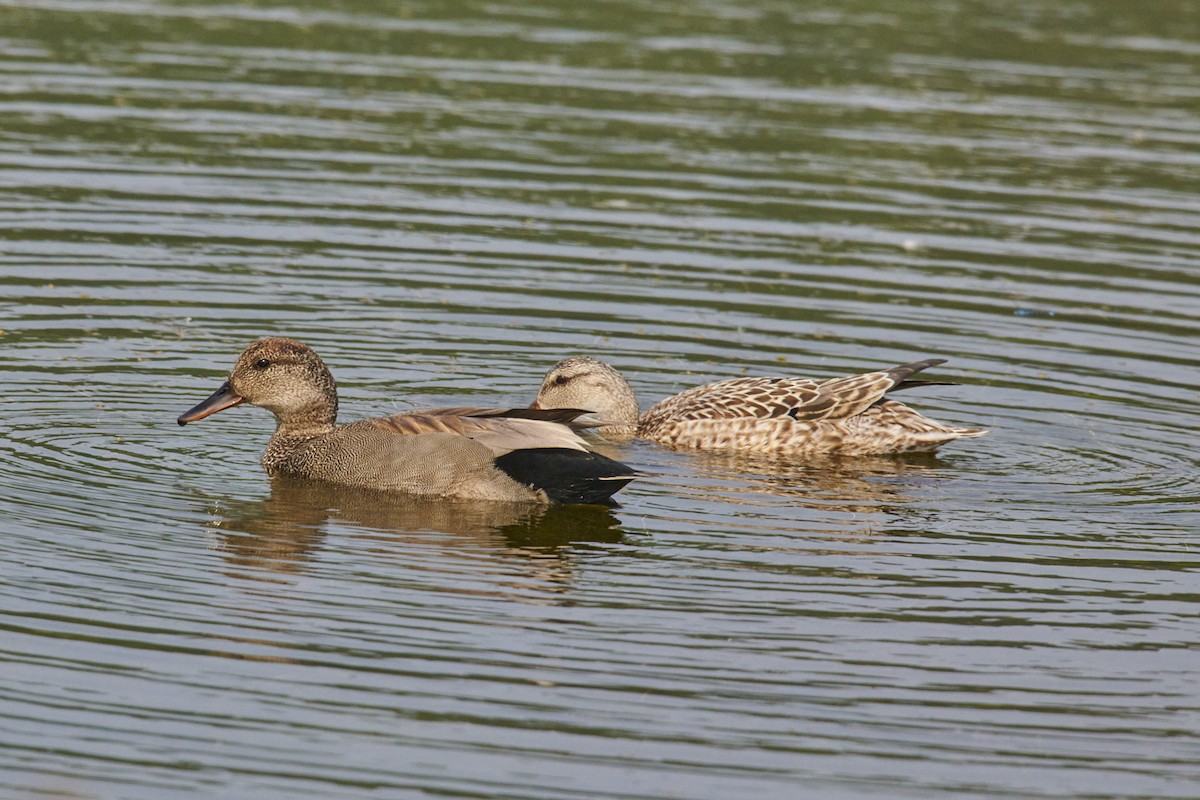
[532,355,639,429]
[178,338,338,434]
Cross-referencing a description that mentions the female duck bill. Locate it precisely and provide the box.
[177,381,244,425]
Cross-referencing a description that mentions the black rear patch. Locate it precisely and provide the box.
[494,448,637,505]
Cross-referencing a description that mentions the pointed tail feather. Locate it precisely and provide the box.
[881,358,947,389]
[889,379,958,392]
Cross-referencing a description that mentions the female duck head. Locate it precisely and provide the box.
[533,355,640,430]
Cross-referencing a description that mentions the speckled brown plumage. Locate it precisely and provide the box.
[534,356,987,456]
[178,338,637,504]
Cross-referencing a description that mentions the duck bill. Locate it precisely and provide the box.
[177,381,244,425]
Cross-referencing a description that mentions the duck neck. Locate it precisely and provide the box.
[273,403,338,439]
[261,395,338,473]
[598,421,639,440]
[612,393,641,427]
[262,421,333,475]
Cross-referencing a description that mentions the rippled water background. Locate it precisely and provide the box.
[2,1,1199,798]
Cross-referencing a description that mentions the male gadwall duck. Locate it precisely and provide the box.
[532,356,986,456]
[178,338,637,504]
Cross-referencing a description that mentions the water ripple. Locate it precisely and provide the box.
[2,1,1200,799]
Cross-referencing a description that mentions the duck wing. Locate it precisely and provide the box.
[369,410,590,456]
[642,376,823,424]
[402,406,606,429]
[642,359,950,425]
[353,413,632,503]
[795,359,948,421]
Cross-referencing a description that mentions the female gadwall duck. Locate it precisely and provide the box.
[178,338,637,504]
[533,356,986,456]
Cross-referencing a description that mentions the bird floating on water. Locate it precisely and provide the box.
[178,338,637,504]
[533,356,986,456]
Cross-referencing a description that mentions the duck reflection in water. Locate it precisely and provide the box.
[204,476,628,590]
[646,448,960,537]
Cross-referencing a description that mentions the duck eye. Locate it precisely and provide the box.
[254,358,271,370]
[553,374,569,386]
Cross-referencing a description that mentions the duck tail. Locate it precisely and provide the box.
[888,379,958,393]
[881,358,945,385]
[494,448,638,504]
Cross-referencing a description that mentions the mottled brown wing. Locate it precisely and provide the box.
[641,359,949,425]
[788,372,895,421]
[791,359,948,422]
[640,377,824,425]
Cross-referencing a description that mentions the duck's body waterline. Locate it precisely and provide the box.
[534,356,986,455]
[178,338,637,504]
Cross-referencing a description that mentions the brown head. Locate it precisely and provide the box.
[178,338,339,435]
[532,355,640,433]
